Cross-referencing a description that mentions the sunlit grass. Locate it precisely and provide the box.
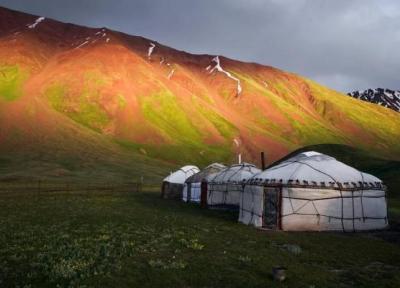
[0,64,27,101]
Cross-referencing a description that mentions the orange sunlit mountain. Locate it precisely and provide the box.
[1,6,399,180]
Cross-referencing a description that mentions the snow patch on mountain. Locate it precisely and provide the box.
[75,40,89,49]
[99,30,108,42]
[27,17,45,29]
[95,30,108,42]
[148,43,156,59]
[347,88,400,112]
[167,69,175,80]
[209,56,242,96]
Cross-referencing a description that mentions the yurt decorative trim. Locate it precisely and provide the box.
[239,152,388,232]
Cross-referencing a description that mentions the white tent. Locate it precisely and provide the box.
[182,163,226,203]
[208,163,261,208]
[239,151,388,231]
[161,165,200,199]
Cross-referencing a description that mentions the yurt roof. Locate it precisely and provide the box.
[248,151,384,189]
[212,162,261,183]
[163,165,200,184]
[185,163,226,183]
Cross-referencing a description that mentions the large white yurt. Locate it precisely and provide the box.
[182,163,226,203]
[239,151,388,231]
[161,165,200,199]
[208,163,261,208]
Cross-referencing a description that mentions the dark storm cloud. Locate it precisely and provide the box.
[1,0,399,92]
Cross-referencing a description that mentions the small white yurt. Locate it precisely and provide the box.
[161,165,200,199]
[208,163,261,209]
[239,151,388,231]
[182,163,226,204]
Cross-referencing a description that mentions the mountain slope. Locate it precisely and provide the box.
[0,6,400,181]
[348,88,400,113]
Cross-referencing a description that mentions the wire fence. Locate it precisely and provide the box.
[0,181,142,196]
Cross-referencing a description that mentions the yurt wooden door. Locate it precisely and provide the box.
[186,183,192,203]
[263,187,281,229]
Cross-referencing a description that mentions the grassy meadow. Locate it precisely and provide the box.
[0,187,399,288]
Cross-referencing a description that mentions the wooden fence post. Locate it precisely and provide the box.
[37,180,41,196]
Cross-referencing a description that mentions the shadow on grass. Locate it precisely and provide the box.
[134,190,239,223]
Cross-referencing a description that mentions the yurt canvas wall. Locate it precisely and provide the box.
[208,163,261,208]
[182,163,226,203]
[239,152,388,231]
[161,165,200,199]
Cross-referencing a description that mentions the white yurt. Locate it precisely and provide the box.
[161,165,200,199]
[208,163,261,208]
[239,151,388,231]
[182,163,226,203]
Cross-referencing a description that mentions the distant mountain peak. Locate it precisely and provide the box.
[348,88,400,112]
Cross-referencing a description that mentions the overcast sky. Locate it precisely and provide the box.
[1,0,399,92]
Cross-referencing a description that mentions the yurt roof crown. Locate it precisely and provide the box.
[212,162,261,184]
